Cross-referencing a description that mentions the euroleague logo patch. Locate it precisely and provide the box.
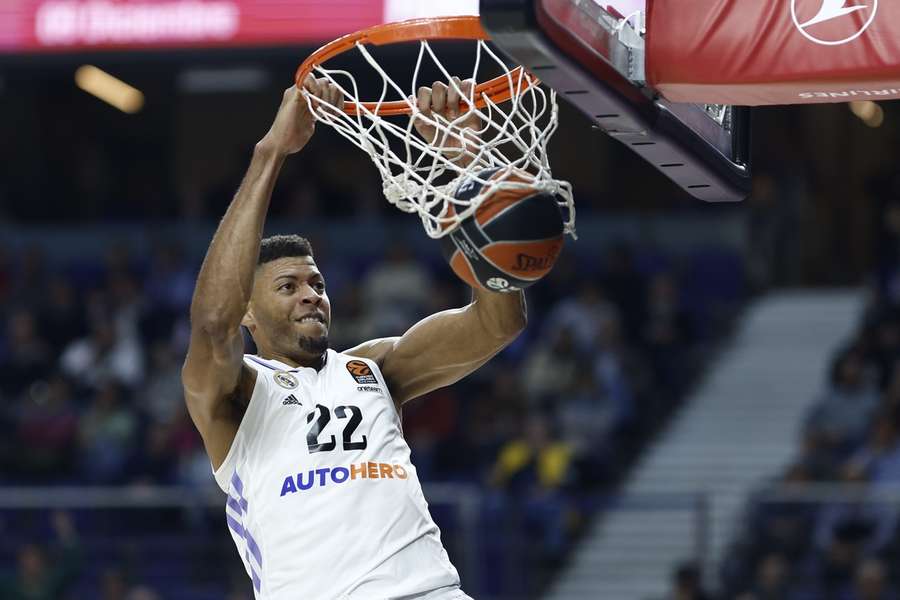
[346,360,378,385]
[791,0,878,46]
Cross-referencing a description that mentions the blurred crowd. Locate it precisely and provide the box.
[0,225,742,597]
[710,195,900,600]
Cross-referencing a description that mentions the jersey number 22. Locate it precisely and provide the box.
[306,404,367,453]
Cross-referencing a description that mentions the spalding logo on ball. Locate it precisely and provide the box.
[440,168,565,292]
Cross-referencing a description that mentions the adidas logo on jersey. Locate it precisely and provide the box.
[282,394,302,406]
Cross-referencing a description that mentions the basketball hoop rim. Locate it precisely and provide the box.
[294,15,541,117]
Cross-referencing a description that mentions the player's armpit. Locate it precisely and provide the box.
[181,325,257,470]
[354,289,526,405]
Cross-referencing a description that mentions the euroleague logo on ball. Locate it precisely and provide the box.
[790,0,878,46]
[487,277,520,293]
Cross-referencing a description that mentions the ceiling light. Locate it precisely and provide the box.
[75,65,144,114]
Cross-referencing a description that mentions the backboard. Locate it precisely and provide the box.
[480,0,752,203]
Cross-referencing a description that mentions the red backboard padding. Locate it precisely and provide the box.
[646,0,900,105]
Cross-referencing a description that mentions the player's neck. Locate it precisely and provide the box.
[258,349,327,371]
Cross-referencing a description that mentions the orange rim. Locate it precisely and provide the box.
[294,15,540,117]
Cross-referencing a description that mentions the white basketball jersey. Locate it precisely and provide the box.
[213,350,461,600]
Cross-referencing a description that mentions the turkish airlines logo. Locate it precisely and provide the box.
[791,0,878,46]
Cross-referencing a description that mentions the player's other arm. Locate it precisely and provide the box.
[345,77,526,403]
[182,79,340,469]
[347,288,526,405]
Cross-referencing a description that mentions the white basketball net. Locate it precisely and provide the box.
[301,38,576,239]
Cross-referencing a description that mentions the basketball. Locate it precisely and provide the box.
[439,168,565,293]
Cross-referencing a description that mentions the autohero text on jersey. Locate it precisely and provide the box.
[280,461,409,497]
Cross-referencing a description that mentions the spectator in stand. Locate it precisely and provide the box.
[444,376,521,480]
[0,511,81,600]
[847,408,900,486]
[100,568,130,600]
[60,318,144,390]
[875,199,900,307]
[847,559,896,600]
[816,412,900,556]
[642,271,695,391]
[144,242,196,312]
[592,316,637,426]
[806,519,872,599]
[0,308,52,396]
[522,326,581,404]
[176,444,218,490]
[100,568,163,600]
[78,380,138,483]
[666,562,711,600]
[804,349,879,467]
[558,367,628,455]
[39,275,86,352]
[865,317,900,389]
[736,553,793,600]
[128,422,177,485]
[490,415,574,561]
[139,341,185,426]
[107,272,145,342]
[541,281,620,351]
[725,300,900,600]
[0,243,11,305]
[9,246,48,308]
[126,588,162,600]
[601,242,646,341]
[143,242,195,341]
[14,374,79,481]
[361,240,432,336]
[557,365,629,484]
[327,282,377,351]
[758,463,820,560]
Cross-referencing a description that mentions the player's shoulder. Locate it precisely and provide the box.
[240,354,302,394]
[328,348,379,378]
[341,337,399,370]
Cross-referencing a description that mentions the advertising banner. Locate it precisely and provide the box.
[0,0,476,54]
[646,0,900,105]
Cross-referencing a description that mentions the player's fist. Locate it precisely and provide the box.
[413,77,481,158]
[260,76,344,156]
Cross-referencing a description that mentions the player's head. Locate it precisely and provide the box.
[242,234,331,362]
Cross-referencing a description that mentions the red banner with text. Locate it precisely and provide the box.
[646,0,900,105]
[0,0,478,54]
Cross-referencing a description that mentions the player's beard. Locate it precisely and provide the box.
[298,333,329,355]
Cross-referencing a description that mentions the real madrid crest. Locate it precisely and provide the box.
[273,371,299,389]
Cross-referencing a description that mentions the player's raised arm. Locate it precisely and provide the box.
[182,78,341,469]
[345,77,531,405]
[349,287,526,405]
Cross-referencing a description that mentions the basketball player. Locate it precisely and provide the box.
[181,76,526,599]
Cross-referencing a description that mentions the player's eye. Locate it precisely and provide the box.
[279,283,295,292]
[313,282,326,292]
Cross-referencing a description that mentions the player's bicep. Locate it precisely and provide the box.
[181,326,254,468]
[378,305,511,404]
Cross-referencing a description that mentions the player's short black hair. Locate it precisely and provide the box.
[258,234,314,266]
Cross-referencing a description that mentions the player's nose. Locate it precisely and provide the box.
[299,283,323,305]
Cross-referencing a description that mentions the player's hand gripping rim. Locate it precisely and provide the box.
[259,75,344,157]
[413,77,483,166]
